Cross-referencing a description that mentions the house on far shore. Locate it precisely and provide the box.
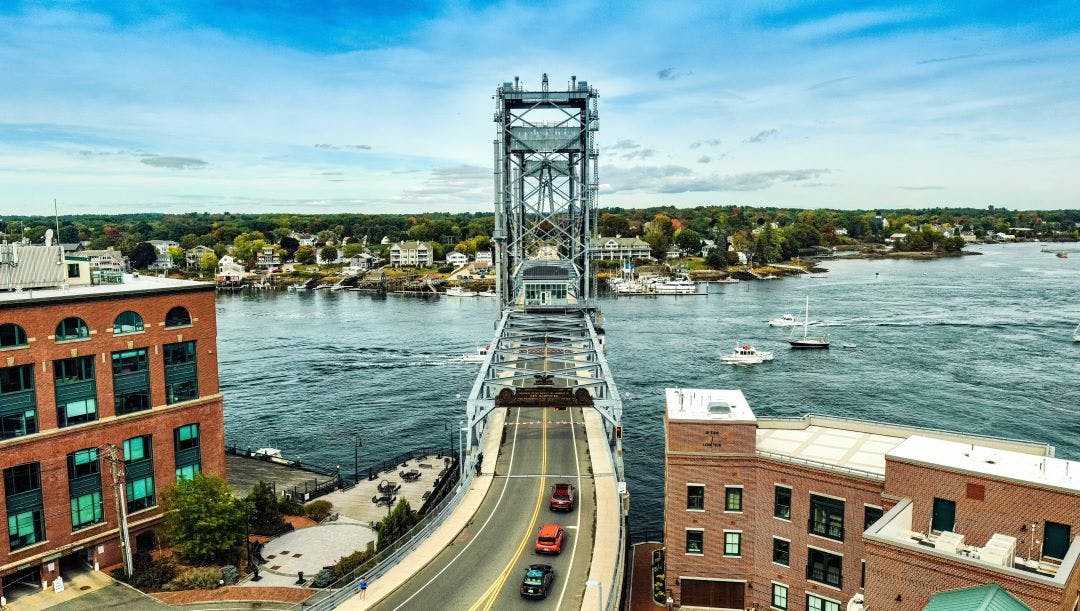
[256,246,281,271]
[217,254,245,282]
[474,249,493,264]
[389,241,433,267]
[886,232,908,243]
[446,251,469,267]
[185,245,215,268]
[589,236,652,261]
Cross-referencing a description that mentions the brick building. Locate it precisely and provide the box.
[0,244,224,599]
[662,388,1080,611]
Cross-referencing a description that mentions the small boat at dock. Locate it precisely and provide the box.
[446,286,478,297]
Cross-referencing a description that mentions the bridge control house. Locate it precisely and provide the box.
[0,243,224,600]
[663,388,1080,610]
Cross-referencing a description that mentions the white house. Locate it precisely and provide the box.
[474,250,493,264]
[588,236,652,261]
[184,245,214,268]
[81,248,127,273]
[446,251,469,267]
[217,254,246,281]
[290,232,318,247]
[389,241,433,267]
[256,246,281,271]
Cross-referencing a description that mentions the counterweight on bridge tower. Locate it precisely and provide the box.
[492,74,599,312]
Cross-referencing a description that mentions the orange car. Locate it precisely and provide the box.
[534,523,567,555]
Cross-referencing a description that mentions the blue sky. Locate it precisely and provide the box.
[2,1,1079,215]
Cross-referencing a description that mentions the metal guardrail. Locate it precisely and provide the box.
[756,449,884,481]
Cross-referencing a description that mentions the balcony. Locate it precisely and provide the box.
[864,498,1080,586]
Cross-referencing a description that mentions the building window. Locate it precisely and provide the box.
[113,311,144,334]
[54,356,98,427]
[124,435,156,512]
[1044,521,1072,560]
[724,531,741,556]
[524,283,569,306]
[67,263,81,278]
[807,594,841,611]
[687,485,704,510]
[685,529,704,555]
[809,494,845,541]
[931,497,956,533]
[807,548,843,589]
[863,505,884,532]
[774,485,791,520]
[0,364,37,440]
[5,462,45,550]
[70,491,103,530]
[112,348,151,415]
[55,317,89,341]
[0,323,28,348]
[164,341,198,404]
[67,448,100,479]
[164,306,192,328]
[174,423,201,481]
[725,487,743,512]
[773,537,790,565]
[771,583,788,610]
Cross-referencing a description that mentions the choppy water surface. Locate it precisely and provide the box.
[217,243,1080,531]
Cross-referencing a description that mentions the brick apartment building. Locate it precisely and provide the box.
[0,244,224,599]
[663,388,1080,611]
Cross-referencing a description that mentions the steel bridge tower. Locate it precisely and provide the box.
[492,73,599,312]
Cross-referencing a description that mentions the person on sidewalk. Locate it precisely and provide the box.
[358,577,368,598]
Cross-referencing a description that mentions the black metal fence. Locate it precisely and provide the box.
[630,529,665,544]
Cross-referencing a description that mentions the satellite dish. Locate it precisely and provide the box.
[44,228,53,246]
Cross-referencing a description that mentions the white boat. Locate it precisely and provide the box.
[768,314,799,327]
[460,345,490,363]
[653,277,697,295]
[715,277,739,284]
[478,290,497,297]
[788,297,830,349]
[446,286,477,297]
[1073,323,1080,343]
[721,342,774,365]
[842,343,857,349]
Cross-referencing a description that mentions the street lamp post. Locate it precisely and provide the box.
[353,433,362,485]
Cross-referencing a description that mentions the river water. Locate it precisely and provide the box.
[216,243,1080,531]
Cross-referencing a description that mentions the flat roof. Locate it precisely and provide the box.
[756,424,906,477]
[0,273,211,306]
[888,435,1080,493]
[665,388,756,422]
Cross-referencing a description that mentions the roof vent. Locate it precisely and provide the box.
[707,401,732,415]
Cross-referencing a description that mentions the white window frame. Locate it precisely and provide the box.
[807,592,842,611]
[771,581,789,611]
[722,529,742,558]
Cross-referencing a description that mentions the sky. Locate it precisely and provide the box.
[2,1,1079,215]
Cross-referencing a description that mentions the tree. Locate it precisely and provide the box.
[320,245,338,263]
[244,481,284,537]
[233,231,267,268]
[279,235,300,260]
[651,214,675,239]
[343,242,363,259]
[168,246,185,269]
[162,474,247,564]
[598,213,630,237]
[673,229,704,256]
[295,245,316,265]
[642,228,670,260]
[199,252,218,274]
[705,248,725,269]
[375,499,419,551]
[129,242,157,269]
[58,224,80,243]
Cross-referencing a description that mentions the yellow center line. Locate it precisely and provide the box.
[466,410,548,611]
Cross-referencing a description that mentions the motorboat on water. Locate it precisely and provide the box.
[446,286,478,297]
[653,277,697,295]
[1057,251,1069,259]
[478,290,497,297]
[842,343,857,349]
[789,297,830,349]
[721,342,774,365]
[460,345,490,363]
[769,314,799,327]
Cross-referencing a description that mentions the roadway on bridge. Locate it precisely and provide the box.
[371,406,595,611]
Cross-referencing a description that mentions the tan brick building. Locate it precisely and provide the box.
[662,388,1080,610]
[0,246,224,599]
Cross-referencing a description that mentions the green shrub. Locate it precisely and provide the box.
[311,568,335,588]
[279,495,304,516]
[304,499,333,522]
[116,553,178,591]
[331,543,376,580]
[164,567,222,591]
[220,565,238,585]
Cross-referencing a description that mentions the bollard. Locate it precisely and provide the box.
[296,571,305,585]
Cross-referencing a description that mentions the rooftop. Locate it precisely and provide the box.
[665,388,755,423]
[0,272,211,306]
[888,436,1080,494]
[756,424,905,478]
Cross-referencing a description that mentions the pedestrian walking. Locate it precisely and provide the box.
[358,577,368,598]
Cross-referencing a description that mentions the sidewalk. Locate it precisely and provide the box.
[336,409,506,610]
[582,409,623,611]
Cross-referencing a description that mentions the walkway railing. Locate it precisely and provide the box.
[630,529,665,544]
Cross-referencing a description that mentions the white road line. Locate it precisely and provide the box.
[390,409,524,611]
[555,407,582,610]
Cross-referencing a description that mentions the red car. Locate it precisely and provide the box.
[534,523,566,555]
[549,483,576,512]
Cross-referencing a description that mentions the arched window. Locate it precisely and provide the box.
[113,311,144,334]
[164,307,191,328]
[56,317,89,341]
[0,323,28,348]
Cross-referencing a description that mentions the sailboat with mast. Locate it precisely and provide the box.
[788,296,830,349]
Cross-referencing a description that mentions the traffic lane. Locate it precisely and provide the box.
[488,407,591,610]
[370,408,546,611]
[555,407,596,610]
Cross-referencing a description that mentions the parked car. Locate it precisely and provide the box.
[520,564,555,599]
[534,523,566,554]
[549,482,576,511]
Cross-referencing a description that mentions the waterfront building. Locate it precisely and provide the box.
[81,248,127,275]
[0,242,224,597]
[662,388,1080,611]
[255,246,280,271]
[474,249,492,264]
[216,255,245,282]
[589,236,652,261]
[183,245,214,268]
[389,241,432,267]
[146,240,178,272]
[446,251,468,267]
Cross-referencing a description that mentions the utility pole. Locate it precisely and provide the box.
[105,444,134,577]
